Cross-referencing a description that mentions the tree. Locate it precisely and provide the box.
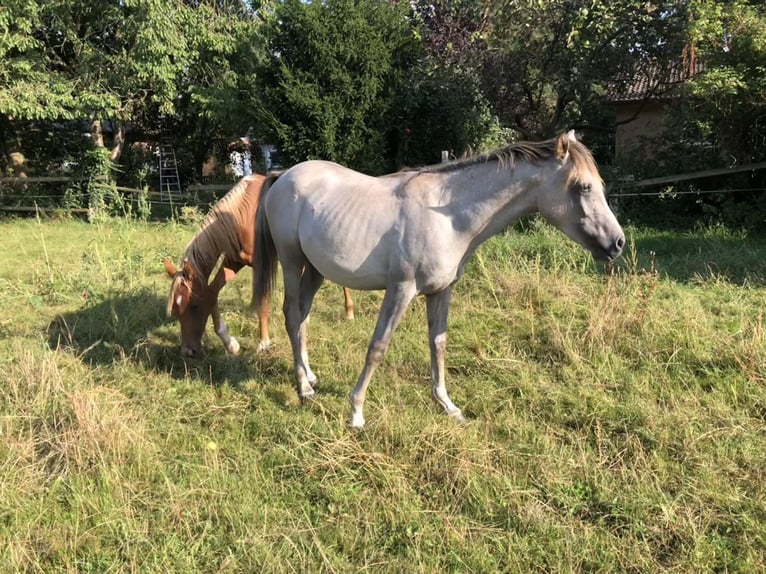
[0,0,80,175]
[643,0,766,228]
[39,0,193,162]
[480,0,689,140]
[255,0,420,173]
[396,0,504,166]
[682,0,766,165]
[0,0,194,176]
[170,1,268,181]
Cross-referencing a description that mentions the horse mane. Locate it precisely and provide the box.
[417,136,602,184]
[183,175,261,277]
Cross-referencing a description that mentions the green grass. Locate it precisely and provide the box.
[1,215,765,572]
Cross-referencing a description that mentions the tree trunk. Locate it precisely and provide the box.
[91,118,105,148]
[8,149,28,178]
[2,116,29,178]
[109,121,126,163]
[90,118,125,164]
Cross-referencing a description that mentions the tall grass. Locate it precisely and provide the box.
[1,215,765,572]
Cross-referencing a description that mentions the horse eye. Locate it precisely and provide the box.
[579,183,592,196]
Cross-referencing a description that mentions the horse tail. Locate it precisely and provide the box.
[252,173,280,311]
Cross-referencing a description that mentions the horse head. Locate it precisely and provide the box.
[163,257,212,357]
[537,131,625,262]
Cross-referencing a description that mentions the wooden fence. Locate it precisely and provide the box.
[4,159,766,215]
[0,175,235,214]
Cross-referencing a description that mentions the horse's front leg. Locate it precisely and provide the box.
[426,287,465,423]
[349,281,417,428]
[212,304,240,355]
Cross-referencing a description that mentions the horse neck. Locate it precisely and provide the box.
[184,186,258,278]
[443,159,543,243]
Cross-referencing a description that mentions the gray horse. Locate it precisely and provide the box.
[253,131,624,427]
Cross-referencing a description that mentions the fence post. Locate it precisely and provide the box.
[441,150,449,163]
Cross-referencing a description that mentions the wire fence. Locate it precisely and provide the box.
[0,175,237,215]
[2,165,766,216]
[610,187,766,198]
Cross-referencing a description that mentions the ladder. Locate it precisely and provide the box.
[158,137,182,201]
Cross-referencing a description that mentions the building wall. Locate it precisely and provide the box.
[614,101,667,161]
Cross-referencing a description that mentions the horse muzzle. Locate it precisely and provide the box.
[591,234,625,262]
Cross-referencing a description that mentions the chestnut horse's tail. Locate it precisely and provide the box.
[252,173,280,312]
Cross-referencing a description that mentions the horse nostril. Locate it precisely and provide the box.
[616,236,626,251]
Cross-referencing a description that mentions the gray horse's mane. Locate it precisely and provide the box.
[417,137,601,183]
[184,175,260,275]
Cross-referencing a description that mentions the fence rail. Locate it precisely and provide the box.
[0,175,240,214]
[4,163,766,215]
[608,161,766,195]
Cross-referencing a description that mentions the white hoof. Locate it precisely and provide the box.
[348,412,365,429]
[227,338,240,355]
[299,389,316,405]
[257,339,271,353]
[448,408,466,424]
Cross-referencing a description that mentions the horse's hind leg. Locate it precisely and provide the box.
[282,260,324,398]
[349,281,417,428]
[299,263,325,387]
[256,294,271,352]
[343,287,355,320]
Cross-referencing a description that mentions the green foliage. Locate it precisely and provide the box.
[170,2,269,180]
[684,0,766,164]
[0,0,81,119]
[79,147,114,222]
[392,62,503,167]
[37,0,189,121]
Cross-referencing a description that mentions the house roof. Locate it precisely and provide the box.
[608,58,704,103]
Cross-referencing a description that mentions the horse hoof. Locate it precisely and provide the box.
[449,409,467,425]
[257,339,272,353]
[348,413,365,429]
[227,338,240,355]
[299,390,316,405]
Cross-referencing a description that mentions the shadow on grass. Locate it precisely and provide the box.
[624,232,766,285]
[45,287,287,389]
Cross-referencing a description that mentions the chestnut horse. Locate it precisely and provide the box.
[253,132,624,426]
[164,174,354,357]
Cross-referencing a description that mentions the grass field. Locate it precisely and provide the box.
[1,215,765,573]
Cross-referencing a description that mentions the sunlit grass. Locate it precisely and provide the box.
[1,215,765,572]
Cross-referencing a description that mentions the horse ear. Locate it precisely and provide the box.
[555,132,571,162]
[162,258,178,278]
[224,267,236,283]
[182,259,196,282]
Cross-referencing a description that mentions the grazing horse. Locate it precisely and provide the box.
[163,174,355,357]
[253,131,625,427]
